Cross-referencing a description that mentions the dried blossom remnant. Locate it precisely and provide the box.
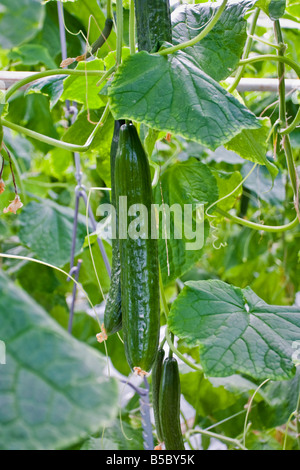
[60,57,76,68]
[96,324,108,343]
[133,367,148,378]
[3,195,23,215]
[0,179,5,195]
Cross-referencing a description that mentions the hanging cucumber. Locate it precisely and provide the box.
[148,0,172,51]
[159,357,185,450]
[115,123,160,372]
[104,120,124,335]
[134,0,172,52]
[152,348,165,443]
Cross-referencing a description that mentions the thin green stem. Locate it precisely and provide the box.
[129,0,136,55]
[280,107,300,135]
[164,327,203,372]
[1,104,110,153]
[239,54,300,78]
[159,268,203,372]
[5,69,105,102]
[186,429,247,451]
[227,7,260,93]
[116,0,123,65]
[158,0,228,56]
[215,207,299,233]
[273,19,299,215]
[107,0,113,19]
[243,379,270,448]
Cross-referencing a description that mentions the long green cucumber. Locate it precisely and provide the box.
[134,0,172,52]
[104,120,124,335]
[159,357,185,450]
[115,123,160,372]
[148,0,172,51]
[152,348,165,443]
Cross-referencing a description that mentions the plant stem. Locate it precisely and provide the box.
[159,268,203,372]
[227,7,260,93]
[5,69,105,102]
[280,106,300,135]
[158,0,228,56]
[116,0,123,65]
[1,103,110,153]
[186,429,247,451]
[273,19,299,216]
[129,0,136,55]
[215,207,299,233]
[239,54,300,78]
[107,0,113,19]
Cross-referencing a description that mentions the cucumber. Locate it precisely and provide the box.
[159,357,185,450]
[152,348,165,443]
[148,0,172,51]
[134,0,172,52]
[115,123,160,372]
[90,18,114,56]
[134,0,151,52]
[104,120,124,335]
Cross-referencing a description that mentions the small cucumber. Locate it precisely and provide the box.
[115,123,160,372]
[159,357,185,450]
[152,348,165,443]
[104,120,124,335]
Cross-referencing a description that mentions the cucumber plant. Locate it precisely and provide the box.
[0,0,299,452]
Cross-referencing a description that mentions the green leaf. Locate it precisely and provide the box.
[224,117,278,179]
[257,0,286,19]
[26,75,66,109]
[168,279,300,380]
[211,169,243,214]
[108,51,260,151]
[61,59,105,109]
[82,420,144,450]
[241,162,286,208]
[0,0,45,49]
[7,44,57,69]
[6,94,58,153]
[154,158,217,283]
[171,0,256,81]
[0,271,118,450]
[18,199,87,267]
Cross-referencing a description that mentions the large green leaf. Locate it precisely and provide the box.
[7,44,57,69]
[225,117,278,179]
[0,272,118,450]
[171,0,256,81]
[108,51,260,151]
[168,279,300,380]
[0,0,45,49]
[154,158,217,283]
[61,59,105,109]
[18,199,87,267]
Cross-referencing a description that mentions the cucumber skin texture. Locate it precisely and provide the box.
[159,358,185,450]
[148,0,172,51]
[115,123,160,372]
[134,0,172,52]
[152,348,165,443]
[104,120,124,335]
